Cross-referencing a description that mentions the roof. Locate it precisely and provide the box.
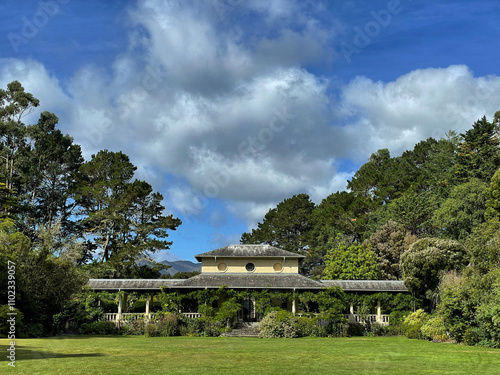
[172,273,323,290]
[87,278,408,292]
[319,280,408,292]
[194,244,304,262]
[88,279,182,291]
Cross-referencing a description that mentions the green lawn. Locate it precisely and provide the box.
[1,336,500,374]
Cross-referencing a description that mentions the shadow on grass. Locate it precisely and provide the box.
[1,344,106,361]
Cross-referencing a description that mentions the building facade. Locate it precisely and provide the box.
[88,244,408,326]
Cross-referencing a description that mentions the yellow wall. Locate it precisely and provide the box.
[201,257,299,274]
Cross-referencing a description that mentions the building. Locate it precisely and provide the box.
[88,244,408,326]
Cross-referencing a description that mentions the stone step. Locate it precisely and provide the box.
[221,322,260,337]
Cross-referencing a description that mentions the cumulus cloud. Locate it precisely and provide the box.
[2,2,500,231]
[339,65,500,160]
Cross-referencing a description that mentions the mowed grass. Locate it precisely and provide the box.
[1,335,500,375]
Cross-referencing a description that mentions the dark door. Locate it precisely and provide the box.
[242,297,256,322]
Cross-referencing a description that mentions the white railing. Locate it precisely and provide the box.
[104,312,201,323]
[182,312,201,319]
[343,314,390,326]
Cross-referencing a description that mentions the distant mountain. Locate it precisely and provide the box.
[159,260,201,275]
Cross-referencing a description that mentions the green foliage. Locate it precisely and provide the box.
[402,309,428,339]
[76,149,181,267]
[0,305,23,337]
[432,179,488,240]
[322,236,381,280]
[455,115,500,182]
[240,193,315,261]
[367,220,417,280]
[258,310,298,338]
[420,315,449,342]
[400,237,467,306]
[485,168,500,221]
[466,218,500,271]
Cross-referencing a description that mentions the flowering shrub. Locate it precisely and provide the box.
[402,309,428,339]
[259,310,298,338]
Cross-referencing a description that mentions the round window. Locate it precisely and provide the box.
[217,262,227,272]
[245,262,255,272]
[273,263,283,272]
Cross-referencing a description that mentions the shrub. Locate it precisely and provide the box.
[370,323,386,337]
[421,316,449,342]
[0,305,23,337]
[157,313,180,337]
[312,312,345,337]
[295,316,315,337]
[80,321,119,335]
[386,311,409,336]
[402,309,428,339]
[179,318,202,337]
[463,327,481,346]
[120,319,145,335]
[347,323,365,337]
[259,310,298,338]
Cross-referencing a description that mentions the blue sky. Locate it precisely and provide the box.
[2,0,500,262]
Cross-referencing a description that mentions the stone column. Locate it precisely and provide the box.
[145,294,150,322]
[117,293,123,328]
[292,298,297,316]
[376,300,382,324]
[349,302,355,324]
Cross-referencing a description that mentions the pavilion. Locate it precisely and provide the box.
[88,244,408,326]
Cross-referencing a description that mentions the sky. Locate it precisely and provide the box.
[1,0,500,262]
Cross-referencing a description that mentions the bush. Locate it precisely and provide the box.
[421,316,449,342]
[179,318,202,337]
[347,323,365,337]
[402,309,428,339]
[259,310,298,338]
[80,321,119,335]
[463,327,481,346]
[370,323,386,337]
[295,316,315,337]
[386,311,409,336]
[0,305,23,337]
[312,312,345,337]
[120,319,145,335]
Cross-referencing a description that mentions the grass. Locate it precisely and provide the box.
[1,335,500,374]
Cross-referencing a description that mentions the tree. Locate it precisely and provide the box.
[485,167,500,221]
[322,234,381,280]
[454,114,500,182]
[76,150,181,269]
[465,218,500,272]
[240,193,315,255]
[0,81,39,191]
[0,218,86,336]
[24,111,83,235]
[366,220,417,280]
[400,238,467,308]
[306,191,373,275]
[375,190,440,236]
[432,179,488,240]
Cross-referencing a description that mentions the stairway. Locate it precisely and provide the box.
[221,322,260,337]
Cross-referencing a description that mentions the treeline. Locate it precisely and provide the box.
[0,81,181,335]
[241,110,500,347]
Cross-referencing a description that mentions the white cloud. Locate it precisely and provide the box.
[3,2,500,231]
[339,65,500,159]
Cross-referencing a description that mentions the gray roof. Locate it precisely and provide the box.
[194,244,304,262]
[88,279,182,291]
[88,278,408,292]
[172,273,323,290]
[319,280,408,292]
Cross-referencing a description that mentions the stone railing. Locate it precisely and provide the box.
[344,314,390,326]
[104,312,201,324]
